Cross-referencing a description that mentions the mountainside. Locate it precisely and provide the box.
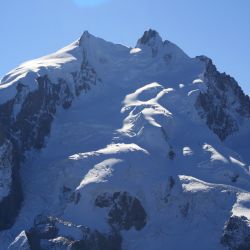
[0,30,250,250]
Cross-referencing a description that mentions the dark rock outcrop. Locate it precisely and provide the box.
[0,76,73,230]
[70,231,122,250]
[13,76,72,151]
[0,52,100,230]
[0,140,22,230]
[72,50,101,97]
[221,216,250,250]
[195,56,250,140]
[95,191,147,231]
[138,29,159,45]
[11,215,122,250]
[9,230,31,250]
[136,29,163,57]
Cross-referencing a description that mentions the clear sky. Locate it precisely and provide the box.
[0,0,249,93]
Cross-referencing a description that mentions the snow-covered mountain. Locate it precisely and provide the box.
[0,29,250,250]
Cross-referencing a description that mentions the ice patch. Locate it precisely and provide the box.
[193,79,203,84]
[229,156,246,167]
[77,158,120,188]
[130,48,142,54]
[69,143,149,160]
[203,144,228,163]
[180,175,212,192]
[232,193,250,220]
[183,146,193,156]
[118,82,173,139]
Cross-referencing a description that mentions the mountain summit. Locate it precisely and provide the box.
[136,29,163,46]
[0,30,250,250]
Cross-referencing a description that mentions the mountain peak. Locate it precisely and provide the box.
[136,29,164,57]
[79,30,94,45]
[136,29,188,60]
[137,29,163,46]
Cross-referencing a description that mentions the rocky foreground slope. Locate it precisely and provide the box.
[0,30,250,249]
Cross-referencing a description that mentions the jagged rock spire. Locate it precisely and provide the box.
[137,29,162,45]
[136,29,163,57]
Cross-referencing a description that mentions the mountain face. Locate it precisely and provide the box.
[0,29,250,250]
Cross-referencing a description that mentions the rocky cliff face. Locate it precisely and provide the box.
[195,56,250,140]
[0,40,100,230]
[9,215,122,250]
[221,216,250,250]
[0,140,22,230]
[0,30,250,250]
[95,192,147,231]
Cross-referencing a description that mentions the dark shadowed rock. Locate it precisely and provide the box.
[138,29,159,45]
[0,140,23,230]
[221,216,250,250]
[95,191,147,231]
[13,75,73,151]
[8,230,32,250]
[71,231,122,250]
[195,56,250,141]
[11,214,122,250]
[0,57,100,230]
[72,50,101,97]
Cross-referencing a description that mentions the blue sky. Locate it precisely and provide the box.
[0,0,249,93]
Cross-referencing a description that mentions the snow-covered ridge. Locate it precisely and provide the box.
[0,29,198,105]
[0,40,81,105]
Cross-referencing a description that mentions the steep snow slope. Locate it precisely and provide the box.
[0,30,250,250]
